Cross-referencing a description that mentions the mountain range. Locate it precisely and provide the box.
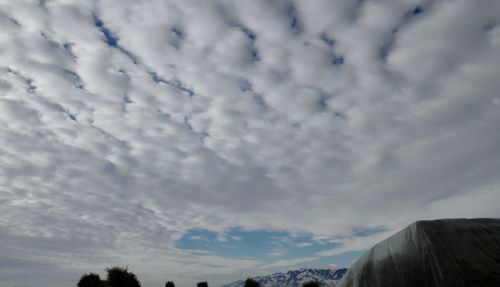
[222,218,500,287]
[221,268,347,287]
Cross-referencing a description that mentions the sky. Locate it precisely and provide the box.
[1,0,500,286]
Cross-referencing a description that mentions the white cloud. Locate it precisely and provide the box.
[327,263,339,270]
[262,257,319,269]
[189,235,208,241]
[1,0,500,286]
[269,250,286,258]
[296,242,313,248]
[315,230,397,257]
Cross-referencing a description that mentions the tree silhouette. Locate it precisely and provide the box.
[197,281,208,287]
[165,281,175,287]
[302,281,320,287]
[106,266,141,287]
[77,273,101,287]
[244,278,260,287]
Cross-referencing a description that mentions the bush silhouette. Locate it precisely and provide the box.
[165,281,175,287]
[77,273,101,287]
[244,278,260,287]
[302,281,320,287]
[106,266,141,287]
[197,281,208,287]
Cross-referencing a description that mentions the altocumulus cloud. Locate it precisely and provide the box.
[1,0,500,286]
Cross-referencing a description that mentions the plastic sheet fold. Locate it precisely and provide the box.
[338,218,500,287]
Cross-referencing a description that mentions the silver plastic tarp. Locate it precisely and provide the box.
[338,218,500,287]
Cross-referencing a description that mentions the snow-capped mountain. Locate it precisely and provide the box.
[221,268,348,287]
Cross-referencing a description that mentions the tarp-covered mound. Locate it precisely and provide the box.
[338,218,500,287]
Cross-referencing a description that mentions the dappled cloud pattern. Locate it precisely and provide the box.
[1,0,500,286]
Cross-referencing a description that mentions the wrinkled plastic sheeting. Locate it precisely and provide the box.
[338,218,500,287]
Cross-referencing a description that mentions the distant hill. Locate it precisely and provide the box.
[338,218,500,287]
[221,268,347,287]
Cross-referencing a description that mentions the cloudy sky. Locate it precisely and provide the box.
[1,0,500,286]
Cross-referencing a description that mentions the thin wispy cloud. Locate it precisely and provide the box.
[1,0,500,286]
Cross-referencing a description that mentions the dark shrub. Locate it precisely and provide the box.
[106,266,141,287]
[77,273,101,287]
[302,281,320,287]
[166,281,175,287]
[244,278,260,287]
[197,281,208,287]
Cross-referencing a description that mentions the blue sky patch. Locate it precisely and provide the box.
[176,228,367,269]
[93,14,119,46]
[62,42,73,53]
[331,55,345,66]
[148,72,195,96]
[320,33,335,47]
[169,27,184,49]
[240,26,256,41]
[249,48,260,62]
[287,6,302,35]
[317,96,328,111]
[412,6,424,15]
[352,226,387,237]
[240,79,253,92]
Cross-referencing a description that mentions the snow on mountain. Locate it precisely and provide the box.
[221,268,347,287]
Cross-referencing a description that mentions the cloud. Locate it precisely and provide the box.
[315,230,396,257]
[296,242,313,248]
[269,250,286,258]
[327,263,339,270]
[1,0,500,286]
[262,257,319,269]
[189,236,208,241]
